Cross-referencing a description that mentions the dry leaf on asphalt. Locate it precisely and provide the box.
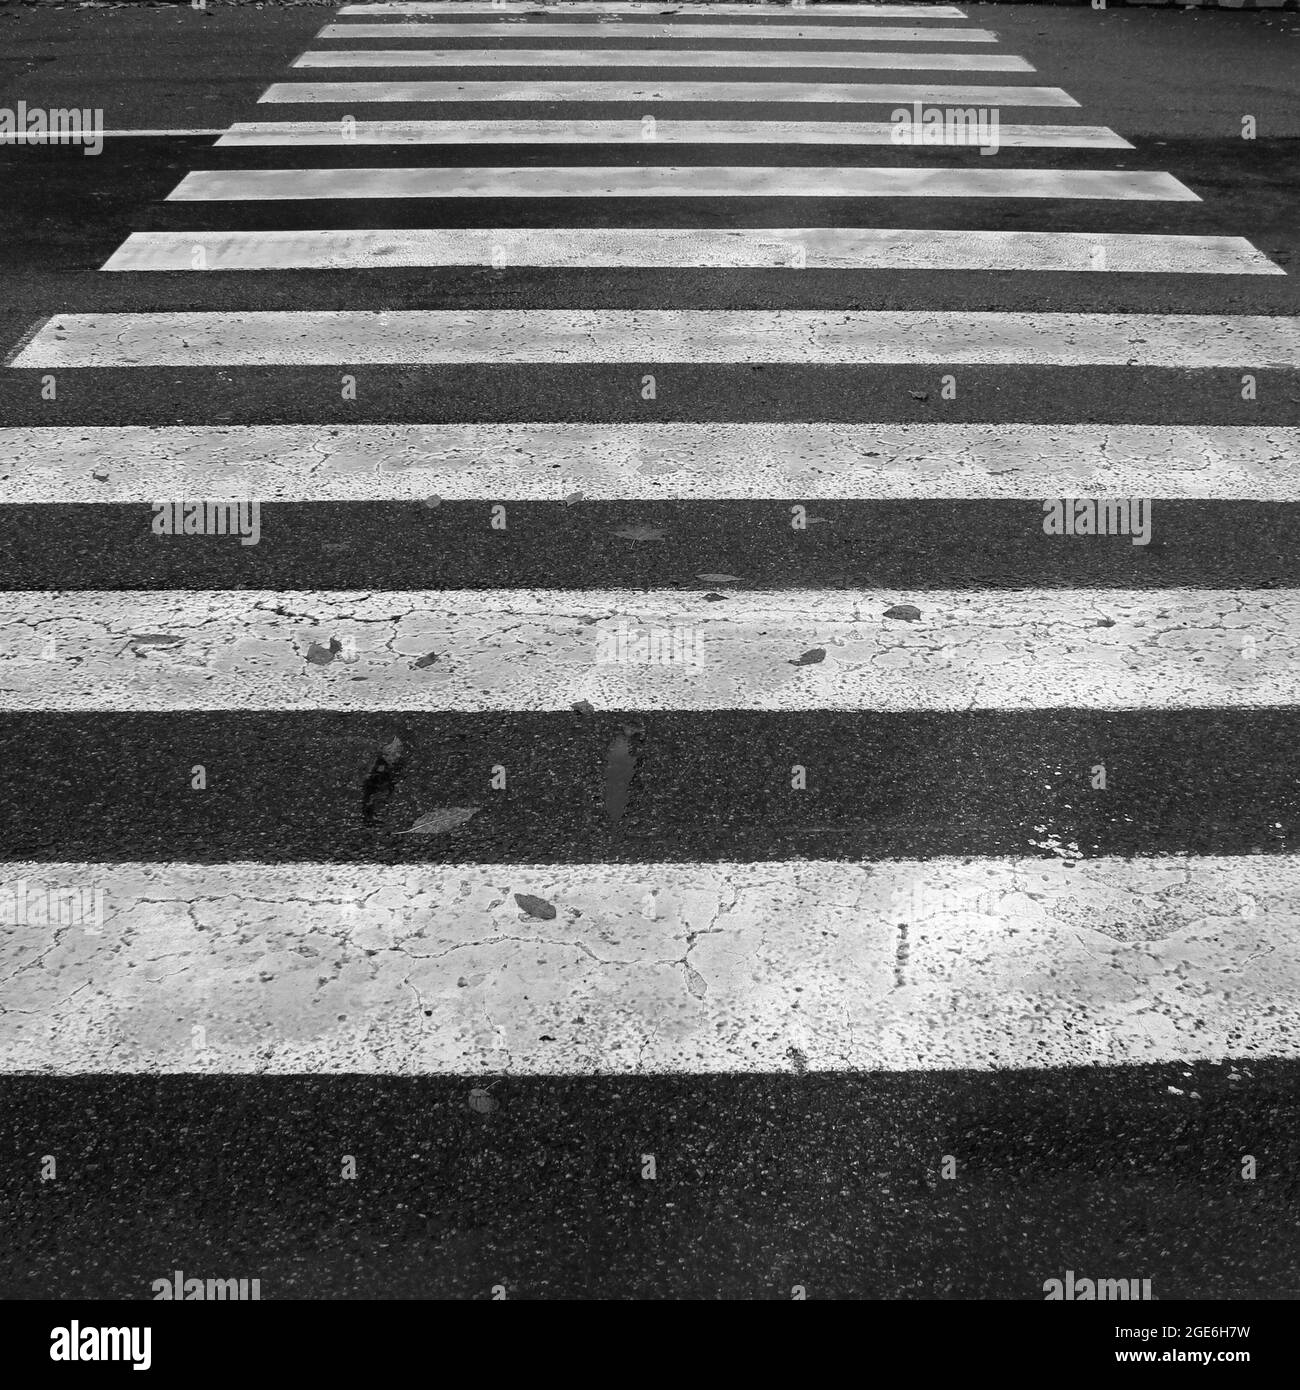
[394,807,480,836]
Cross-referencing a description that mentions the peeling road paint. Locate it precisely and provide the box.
[0,587,1294,710]
[18,310,1297,371]
[4,424,1295,503]
[1,855,1294,1075]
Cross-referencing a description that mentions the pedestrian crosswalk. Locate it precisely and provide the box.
[2,0,1297,1097]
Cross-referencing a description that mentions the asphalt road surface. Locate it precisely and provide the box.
[1,0,1298,1307]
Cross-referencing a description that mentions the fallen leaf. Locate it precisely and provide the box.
[703,593,727,602]
[306,638,342,665]
[572,699,596,716]
[884,604,922,622]
[909,390,929,401]
[422,496,441,509]
[790,648,826,666]
[563,491,584,505]
[467,1088,498,1114]
[696,572,742,583]
[514,892,557,920]
[92,469,109,482]
[129,633,184,648]
[395,806,480,835]
[380,736,404,764]
[410,652,439,669]
[611,524,665,542]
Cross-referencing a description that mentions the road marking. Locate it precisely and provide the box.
[166,167,1193,201]
[0,588,1295,712]
[1,129,228,139]
[103,228,1274,274]
[320,21,997,40]
[5,424,1296,503]
[295,48,1032,71]
[16,311,1292,369]
[2,854,1291,1075]
[260,80,1079,105]
[216,118,1130,147]
[337,3,972,16]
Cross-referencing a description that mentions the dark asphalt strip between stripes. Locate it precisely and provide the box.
[2,366,1294,427]
[0,710,1295,864]
[1,1067,1295,1300]
[2,500,1298,591]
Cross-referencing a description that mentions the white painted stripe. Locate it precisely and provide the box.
[0,129,227,139]
[260,80,1079,106]
[102,228,1276,275]
[2,854,1291,1075]
[216,118,1130,148]
[4,424,1296,504]
[338,4,972,17]
[321,21,998,40]
[166,167,1192,202]
[295,48,1032,71]
[15,312,1294,369]
[0,589,1294,712]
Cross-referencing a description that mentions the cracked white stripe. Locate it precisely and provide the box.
[215,119,1130,147]
[294,48,1032,71]
[14,311,1293,368]
[102,229,1274,274]
[0,588,1291,711]
[321,21,993,40]
[1,855,1294,1075]
[3,424,1297,502]
[336,3,972,16]
[259,80,1078,105]
[165,167,1193,201]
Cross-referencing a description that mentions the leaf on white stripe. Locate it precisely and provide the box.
[306,638,342,665]
[514,892,557,921]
